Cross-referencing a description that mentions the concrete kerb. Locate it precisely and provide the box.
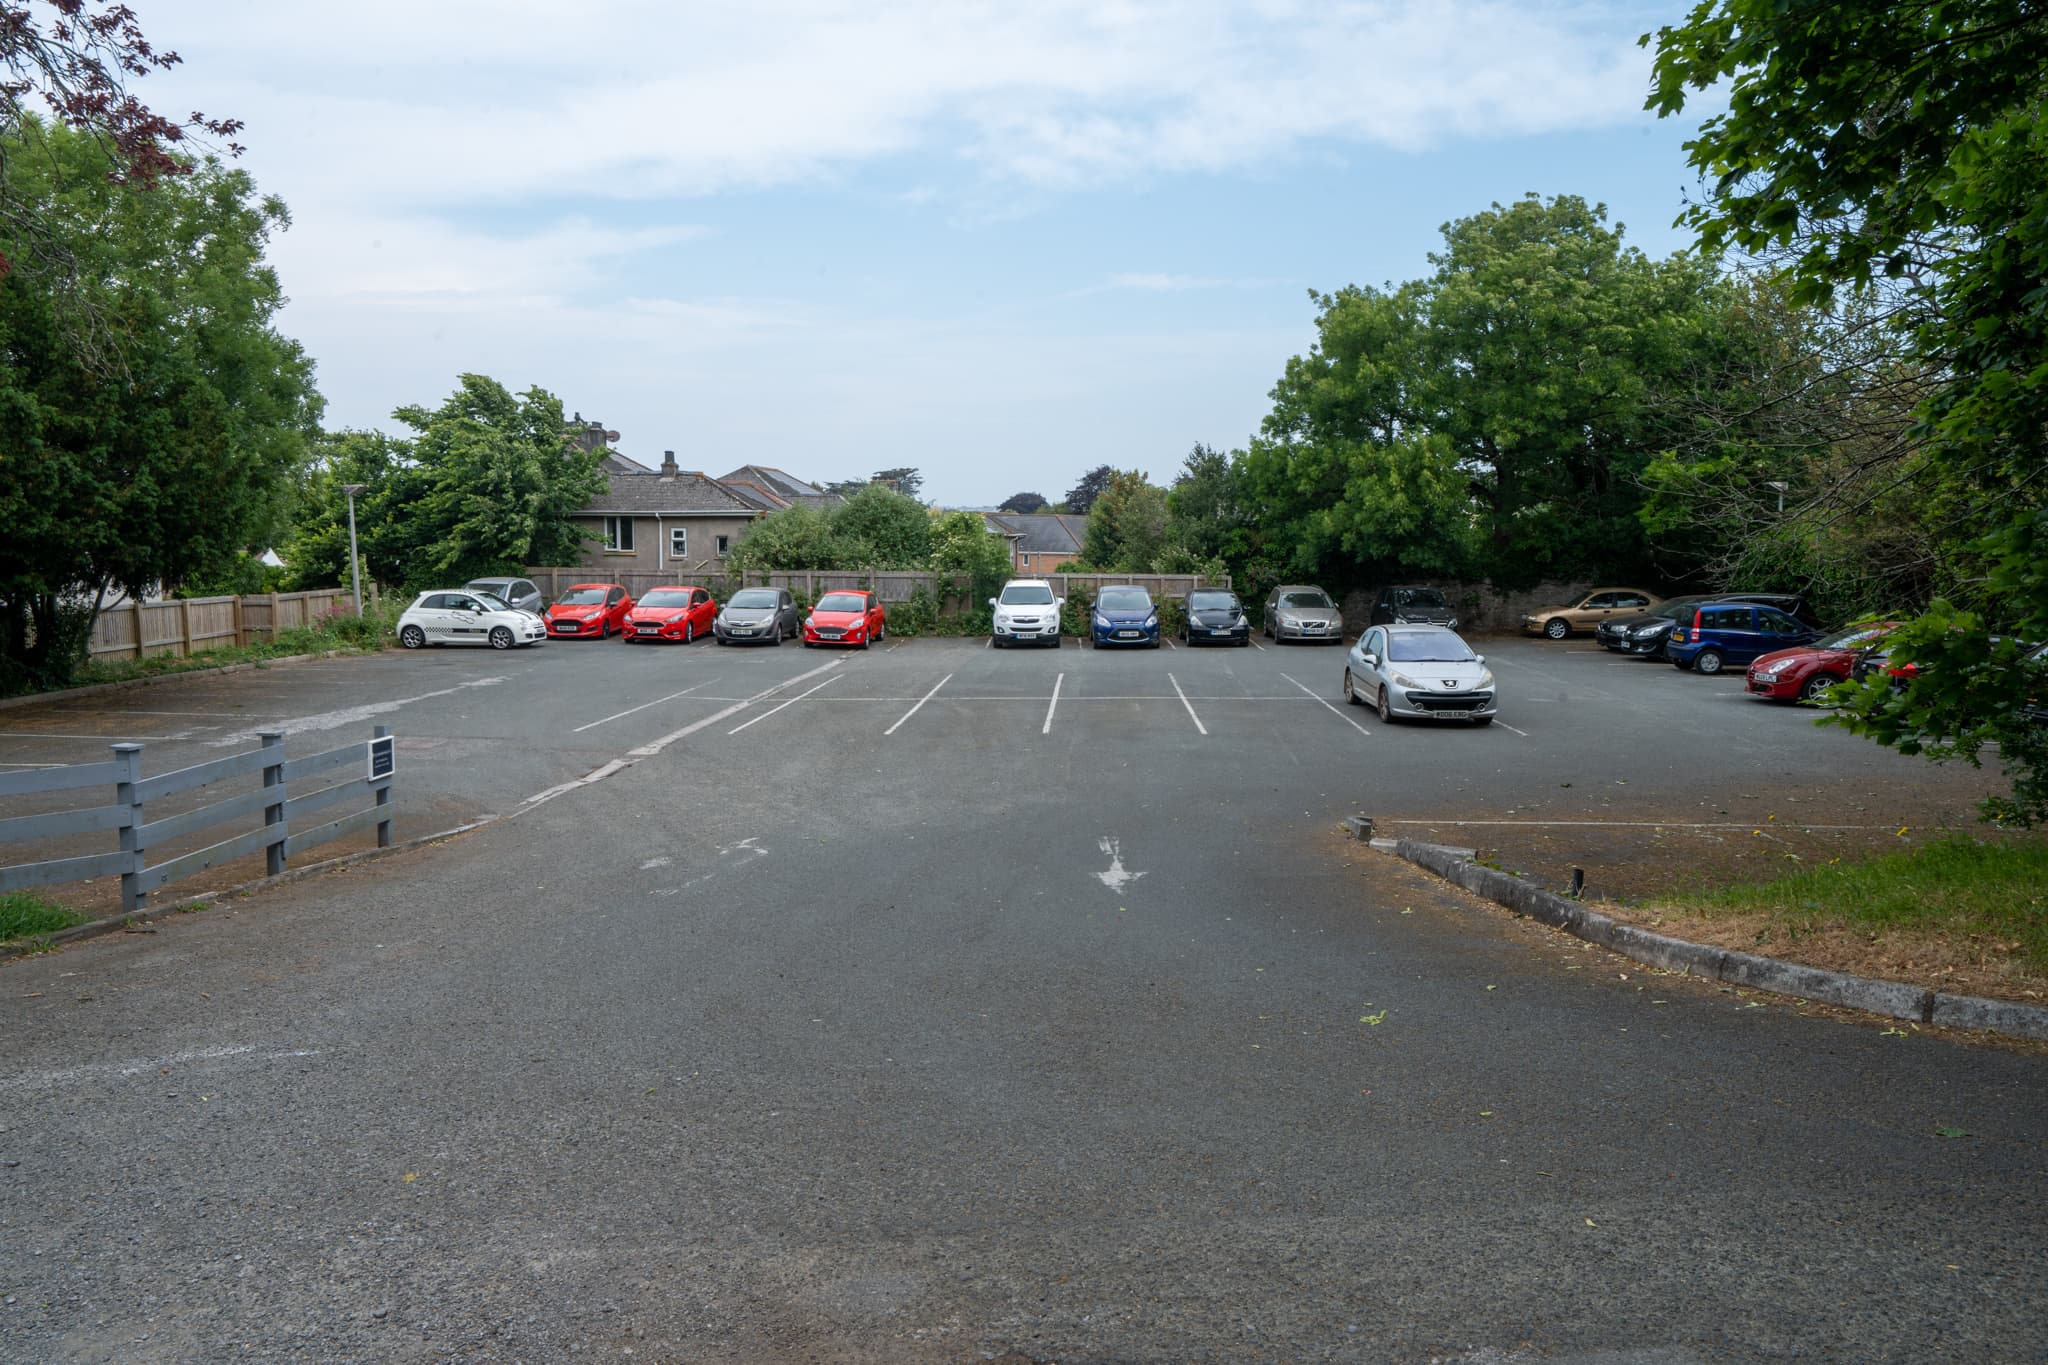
[1376,836,2048,1043]
[0,817,497,960]
[0,648,376,713]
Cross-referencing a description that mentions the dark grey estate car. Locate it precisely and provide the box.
[1263,585,1344,643]
[714,587,801,645]
[1369,584,1458,629]
[465,576,544,615]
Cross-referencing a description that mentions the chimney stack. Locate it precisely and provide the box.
[660,450,679,480]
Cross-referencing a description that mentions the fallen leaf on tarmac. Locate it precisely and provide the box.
[1935,1126,1969,1138]
[1360,1010,1387,1026]
[1881,1027,1909,1036]
[1479,1111,1493,1117]
[402,1173,418,1184]
[1486,985,1497,991]
[1744,1002,1766,1009]
[1585,1218,1597,1227]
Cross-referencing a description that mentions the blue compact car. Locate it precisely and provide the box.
[1667,601,1821,675]
[1091,585,1161,648]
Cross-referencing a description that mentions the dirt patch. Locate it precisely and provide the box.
[1376,802,2048,1008]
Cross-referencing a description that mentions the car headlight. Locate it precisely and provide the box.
[1448,617,1458,629]
[1758,659,1793,677]
[1144,614,1157,627]
[805,616,817,628]
[1477,670,1495,689]
[1388,670,1419,689]
[1095,615,1110,627]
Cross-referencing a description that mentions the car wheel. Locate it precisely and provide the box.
[858,633,870,650]
[1694,648,1725,676]
[877,621,886,642]
[400,625,425,650]
[1343,669,1360,705]
[488,626,513,650]
[684,620,694,643]
[1799,671,1840,702]
[1377,686,1394,724]
[1544,618,1570,640]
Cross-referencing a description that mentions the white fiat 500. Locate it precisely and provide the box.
[397,590,548,650]
[1343,624,1496,725]
[990,579,1065,647]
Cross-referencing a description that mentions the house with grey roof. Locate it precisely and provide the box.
[718,464,842,512]
[983,512,1091,575]
[567,450,761,576]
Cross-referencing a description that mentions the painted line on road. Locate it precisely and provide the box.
[1497,722,1531,736]
[1280,672,1372,736]
[1380,818,1915,830]
[0,731,191,741]
[1167,673,1207,735]
[884,673,954,736]
[730,672,844,734]
[572,680,712,732]
[1250,640,1266,651]
[0,1044,322,1093]
[1043,673,1063,734]
[208,675,510,747]
[518,659,848,810]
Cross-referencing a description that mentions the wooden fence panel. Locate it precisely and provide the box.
[88,605,141,659]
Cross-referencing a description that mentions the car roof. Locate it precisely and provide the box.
[1384,623,1460,635]
[564,582,622,590]
[1003,578,1054,588]
[1273,584,1325,592]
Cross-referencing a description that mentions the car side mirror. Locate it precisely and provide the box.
[1055,597,1065,606]
[988,598,998,607]
[1361,652,1379,668]
[1474,654,1485,665]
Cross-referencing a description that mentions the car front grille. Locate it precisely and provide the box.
[1405,692,1493,712]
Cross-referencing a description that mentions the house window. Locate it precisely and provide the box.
[604,517,634,552]
[715,534,730,557]
[669,526,688,559]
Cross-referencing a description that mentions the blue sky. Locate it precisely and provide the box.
[147,0,1712,506]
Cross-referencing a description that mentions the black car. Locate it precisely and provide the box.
[1369,584,1458,629]
[1180,588,1251,646]
[1597,592,1813,658]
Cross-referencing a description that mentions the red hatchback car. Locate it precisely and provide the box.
[546,583,634,639]
[623,585,716,644]
[803,590,886,648]
[1747,621,1898,703]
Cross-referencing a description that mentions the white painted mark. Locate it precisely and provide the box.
[574,681,711,732]
[0,1045,321,1092]
[640,856,673,870]
[1167,673,1207,735]
[730,673,843,734]
[1497,722,1530,736]
[1042,673,1064,735]
[208,676,508,747]
[1377,819,1915,830]
[517,659,847,811]
[884,673,953,736]
[1280,672,1372,737]
[1250,640,1266,651]
[682,836,769,887]
[1094,837,1147,891]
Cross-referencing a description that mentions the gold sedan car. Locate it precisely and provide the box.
[1522,588,1662,640]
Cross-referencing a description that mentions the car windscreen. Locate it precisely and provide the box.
[1280,590,1330,609]
[1815,624,1890,650]
[815,593,867,612]
[728,589,778,609]
[467,581,511,596]
[1393,588,1448,610]
[1387,632,1476,663]
[559,588,608,605]
[1098,588,1151,611]
[1189,592,1238,611]
[469,592,509,612]
[1000,585,1056,606]
[639,590,691,607]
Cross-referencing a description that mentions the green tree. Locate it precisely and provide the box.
[0,119,321,692]
[1648,0,2048,823]
[1063,465,1115,515]
[998,491,1050,514]
[1082,470,1171,571]
[928,510,1013,603]
[725,503,854,571]
[869,466,924,501]
[833,484,932,565]
[1166,443,1250,565]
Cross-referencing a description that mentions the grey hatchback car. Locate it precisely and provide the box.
[465,576,544,615]
[714,587,801,644]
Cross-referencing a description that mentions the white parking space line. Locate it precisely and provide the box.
[1043,673,1064,734]
[572,681,712,732]
[884,673,954,736]
[1167,674,1207,735]
[0,731,189,741]
[208,675,510,747]
[730,673,844,734]
[1250,640,1266,651]
[1381,818,1912,830]
[1496,722,1531,736]
[1280,672,1372,737]
[1163,638,1176,649]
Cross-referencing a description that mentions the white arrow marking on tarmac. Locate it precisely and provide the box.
[1093,837,1147,891]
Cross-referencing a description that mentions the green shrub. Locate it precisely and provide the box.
[0,891,89,943]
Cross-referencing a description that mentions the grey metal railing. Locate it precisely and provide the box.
[0,726,394,913]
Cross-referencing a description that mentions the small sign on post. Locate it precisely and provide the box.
[368,734,396,781]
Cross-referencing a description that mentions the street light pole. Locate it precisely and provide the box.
[341,483,368,617]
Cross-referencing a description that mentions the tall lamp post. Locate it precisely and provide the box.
[341,483,368,617]
[1765,480,1789,514]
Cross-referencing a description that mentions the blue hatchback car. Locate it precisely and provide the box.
[1091,585,1161,648]
[1668,601,1821,675]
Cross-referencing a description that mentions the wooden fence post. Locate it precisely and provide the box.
[374,724,392,847]
[177,598,193,657]
[113,743,145,914]
[261,731,287,876]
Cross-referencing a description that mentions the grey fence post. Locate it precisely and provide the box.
[261,730,286,876]
[113,743,145,914]
[373,724,392,848]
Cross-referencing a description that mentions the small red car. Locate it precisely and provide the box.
[802,590,886,649]
[622,585,717,644]
[546,583,634,639]
[1746,621,1898,703]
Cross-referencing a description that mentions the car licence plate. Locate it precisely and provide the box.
[1436,709,1471,720]
[1117,630,1140,639]
[1210,629,1231,636]
[637,624,658,633]
[821,630,842,639]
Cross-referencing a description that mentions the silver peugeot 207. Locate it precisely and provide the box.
[1342,624,1497,725]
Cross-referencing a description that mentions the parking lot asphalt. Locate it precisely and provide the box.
[3,635,2041,1361]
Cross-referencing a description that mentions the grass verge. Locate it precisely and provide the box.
[0,891,91,945]
[1648,837,2048,980]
